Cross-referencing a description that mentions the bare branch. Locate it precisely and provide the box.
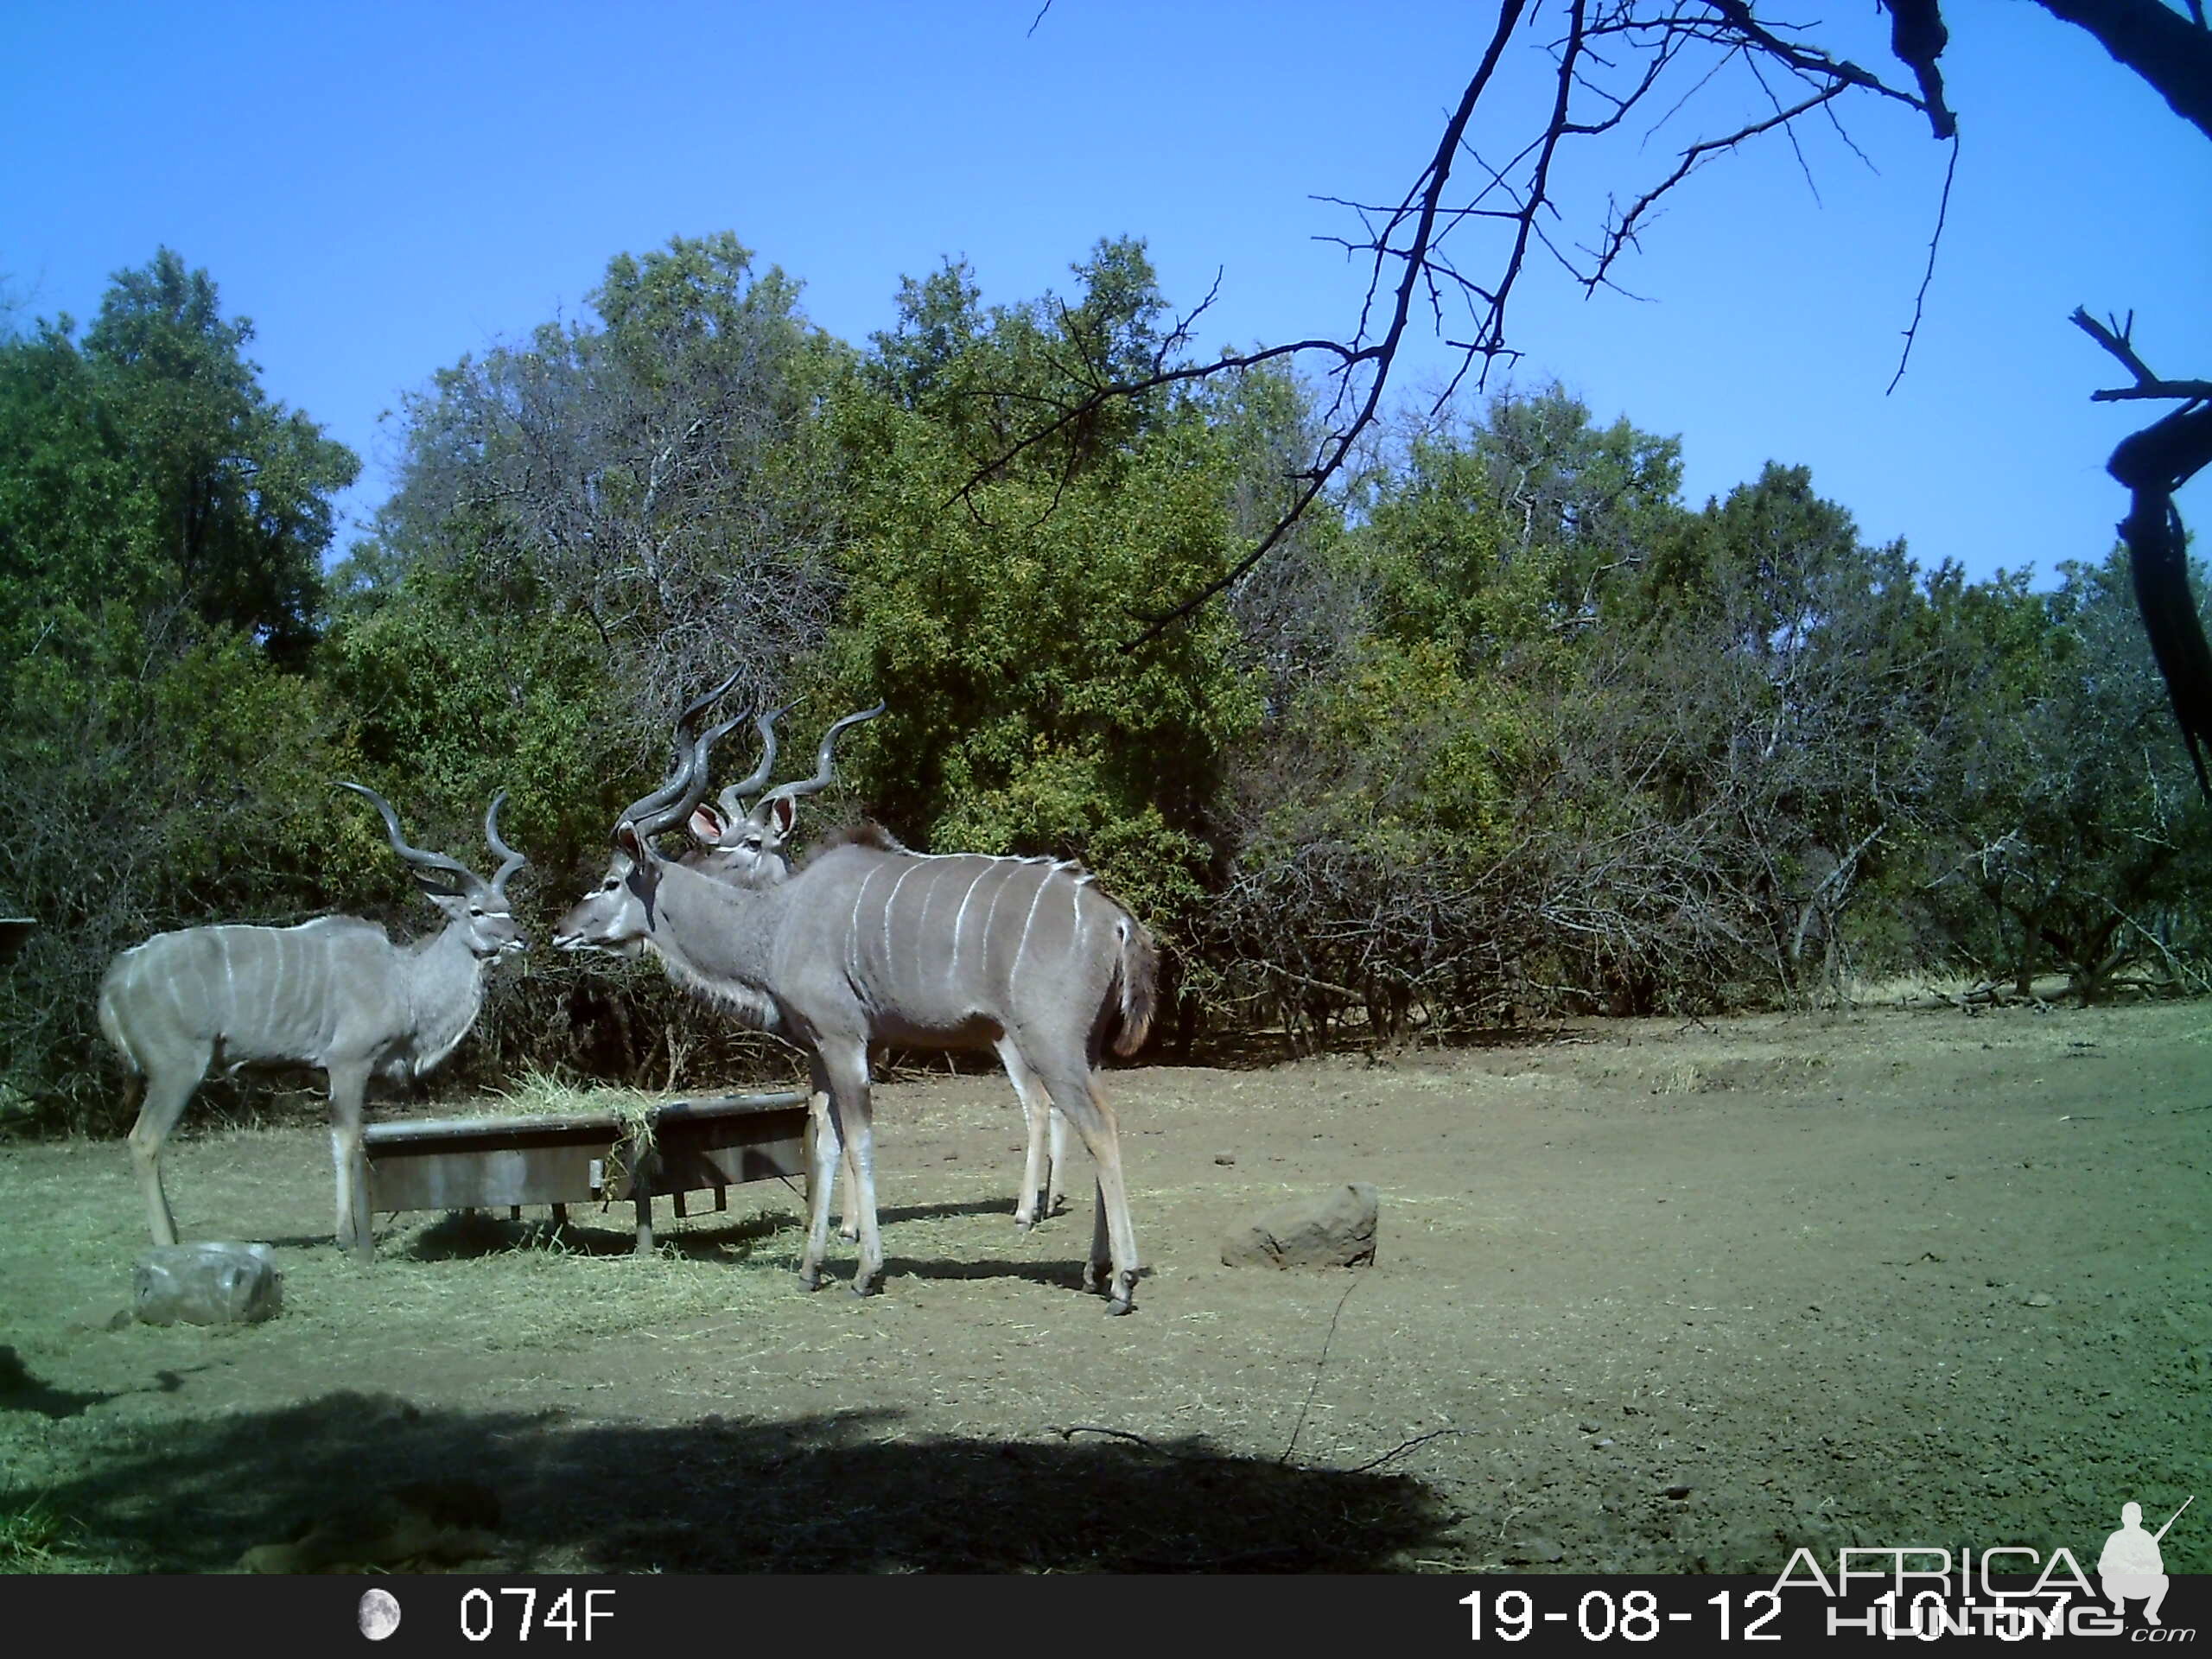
[935,0,2152,655]
[1587,81,1856,293]
[1886,133,1960,394]
[2074,304,2162,385]
[1121,0,1538,641]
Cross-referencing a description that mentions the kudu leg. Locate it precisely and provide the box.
[1089,1174,1110,1293]
[799,1059,845,1292]
[824,1051,887,1297]
[327,1062,374,1262]
[1046,1103,1071,1218]
[127,1057,207,1249]
[1041,1065,1141,1314]
[834,1047,895,1242]
[830,1090,861,1243]
[994,1037,1058,1230]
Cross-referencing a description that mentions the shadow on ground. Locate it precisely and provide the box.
[387,1210,1121,1296]
[395,1210,793,1263]
[10,1390,1453,1573]
[389,1194,1029,1260]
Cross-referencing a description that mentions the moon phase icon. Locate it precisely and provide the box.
[359,1587,403,1640]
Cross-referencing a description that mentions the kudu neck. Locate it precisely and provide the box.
[406,912,497,1065]
[643,854,789,982]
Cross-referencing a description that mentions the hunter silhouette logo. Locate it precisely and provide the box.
[2100,1497,2191,1628]
[1770,1491,2197,1638]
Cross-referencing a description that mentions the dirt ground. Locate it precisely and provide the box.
[1,996,2206,1575]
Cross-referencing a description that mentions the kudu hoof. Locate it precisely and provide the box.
[1106,1295,1135,1317]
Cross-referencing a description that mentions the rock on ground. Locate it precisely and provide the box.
[1220,1181,1378,1269]
[132,1241,283,1326]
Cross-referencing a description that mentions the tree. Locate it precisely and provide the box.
[817,241,1259,941]
[0,251,359,1125]
[1929,550,2212,998]
[1013,3,2212,797]
[1205,391,1717,1040]
[358,232,847,741]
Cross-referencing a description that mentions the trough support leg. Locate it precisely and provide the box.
[550,1203,569,1230]
[673,1191,688,1219]
[715,1185,728,1213]
[350,1143,376,1266]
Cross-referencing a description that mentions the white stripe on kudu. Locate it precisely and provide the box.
[880,863,921,993]
[845,862,877,979]
[215,932,238,1027]
[911,861,950,982]
[975,861,1019,983]
[1007,861,1058,995]
[948,863,992,988]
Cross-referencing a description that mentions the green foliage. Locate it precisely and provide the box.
[818,245,1261,935]
[1352,389,1682,671]
[0,252,360,1125]
[1923,549,2212,996]
[0,250,358,665]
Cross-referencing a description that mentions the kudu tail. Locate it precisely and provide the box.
[1109,918,1159,1058]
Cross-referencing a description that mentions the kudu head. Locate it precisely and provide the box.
[336,782,530,958]
[683,700,887,886]
[554,669,747,957]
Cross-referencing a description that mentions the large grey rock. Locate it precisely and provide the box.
[1220,1182,1379,1269]
[133,1242,283,1326]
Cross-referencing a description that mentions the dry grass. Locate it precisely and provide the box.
[1840,969,2078,1006]
[0,1494,73,1570]
[278,1211,808,1353]
[440,1071,678,1162]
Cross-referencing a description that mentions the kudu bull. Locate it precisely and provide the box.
[98,785,528,1259]
[683,702,1077,1234]
[556,683,1155,1313]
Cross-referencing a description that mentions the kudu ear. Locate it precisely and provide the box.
[767,796,797,839]
[416,885,470,923]
[614,821,648,863]
[687,804,728,846]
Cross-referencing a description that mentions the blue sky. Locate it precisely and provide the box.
[5,1,2208,588]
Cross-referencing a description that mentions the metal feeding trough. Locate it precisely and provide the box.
[359,1090,813,1257]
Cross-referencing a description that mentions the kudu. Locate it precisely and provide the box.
[98,785,528,1260]
[683,702,1076,1234]
[556,684,1155,1312]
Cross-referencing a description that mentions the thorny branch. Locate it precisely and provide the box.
[971,3,1941,650]
[964,0,1537,645]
